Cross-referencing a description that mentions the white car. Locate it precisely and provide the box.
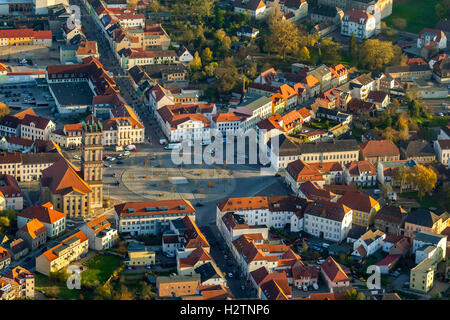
[228,273,233,278]
[104,163,112,168]
[312,283,319,290]
[109,157,116,161]
[73,155,81,160]
[303,285,308,292]
[165,252,175,258]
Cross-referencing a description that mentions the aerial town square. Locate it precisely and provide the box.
[0,0,449,304]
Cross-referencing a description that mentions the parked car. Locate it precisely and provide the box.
[165,252,175,258]
[303,285,308,292]
[228,273,233,278]
[312,283,319,290]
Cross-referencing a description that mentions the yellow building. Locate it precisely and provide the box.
[126,242,155,267]
[35,231,88,276]
[337,191,380,227]
[269,93,286,115]
[410,247,442,293]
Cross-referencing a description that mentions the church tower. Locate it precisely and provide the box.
[81,118,103,212]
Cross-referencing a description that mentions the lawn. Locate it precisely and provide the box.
[384,0,442,34]
[415,116,450,128]
[398,191,444,211]
[35,273,93,300]
[81,254,123,286]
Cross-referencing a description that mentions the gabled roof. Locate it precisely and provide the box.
[13,108,37,120]
[405,209,442,228]
[304,200,351,222]
[18,202,66,224]
[343,9,373,24]
[376,254,400,266]
[321,256,349,282]
[345,160,376,176]
[337,191,379,213]
[359,139,400,157]
[286,160,323,182]
[42,231,88,262]
[179,247,211,268]
[375,205,407,225]
[20,218,46,239]
[181,216,210,249]
[40,157,92,195]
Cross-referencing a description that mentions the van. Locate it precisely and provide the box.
[165,143,181,150]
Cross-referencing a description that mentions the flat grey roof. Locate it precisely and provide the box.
[50,82,94,107]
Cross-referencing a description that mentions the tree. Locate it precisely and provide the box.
[356,292,366,300]
[117,285,135,300]
[405,86,420,102]
[358,40,397,70]
[204,62,218,77]
[387,99,400,116]
[201,47,213,63]
[344,288,358,300]
[406,165,437,199]
[381,183,393,200]
[301,241,308,253]
[213,6,225,29]
[320,37,341,65]
[382,127,399,142]
[394,166,409,194]
[398,126,411,141]
[392,18,407,30]
[266,19,300,59]
[215,29,226,42]
[267,0,283,26]
[186,0,214,23]
[0,103,10,119]
[189,51,202,71]
[0,216,10,228]
[95,284,112,300]
[298,46,310,61]
[435,4,447,19]
[140,283,155,300]
[349,33,358,63]
[408,100,422,118]
[215,58,239,93]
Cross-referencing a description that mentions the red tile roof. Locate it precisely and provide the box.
[20,218,46,239]
[86,215,111,234]
[343,9,373,24]
[115,199,195,217]
[321,256,349,283]
[305,200,351,222]
[286,160,323,182]
[178,247,211,268]
[42,231,88,262]
[359,139,400,157]
[18,202,66,224]
[345,160,376,176]
[337,191,379,213]
[0,174,22,198]
[376,254,401,266]
[40,158,92,195]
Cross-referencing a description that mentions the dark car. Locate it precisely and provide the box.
[117,161,123,164]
